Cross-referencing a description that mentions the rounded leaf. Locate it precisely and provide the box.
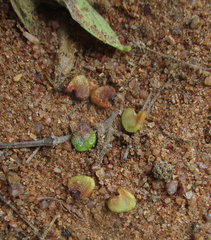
[107,187,136,213]
[71,124,96,152]
[90,86,116,109]
[65,75,90,100]
[122,108,146,133]
[68,175,95,199]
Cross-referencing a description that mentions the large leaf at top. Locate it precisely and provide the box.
[62,0,131,51]
[10,0,131,51]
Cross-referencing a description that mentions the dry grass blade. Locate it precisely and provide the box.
[37,197,86,221]
[39,214,61,240]
[135,40,211,73]
[59,201,86,221]
[52,25,76,91]
[0,194,40,236]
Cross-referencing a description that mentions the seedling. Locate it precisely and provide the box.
[65,75,90,100]
[122,81,169,133]
[68,175,95,199]
[107,187,136,213]
[90,86,116,109]
[71,124,96,152]
[122,109,146,133]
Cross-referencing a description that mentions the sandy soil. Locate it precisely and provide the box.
[0,0,211,239]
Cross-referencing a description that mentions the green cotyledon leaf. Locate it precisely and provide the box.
[62,0,131,51]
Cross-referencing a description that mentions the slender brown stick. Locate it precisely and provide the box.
[141,91,152,111]
[99,110,120,132]
[0,194,40,235]
[0,134,71,149]
[0,111,120,150]
[39,214,60,240]
[26,147,41,163]
[94,110,120,143]
[136,41,211,73]
[146,79,171,114]
[162,129,195,144]
[0,194,64,239]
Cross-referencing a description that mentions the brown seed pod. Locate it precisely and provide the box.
[90,86,116,109]
[65,75,90,100]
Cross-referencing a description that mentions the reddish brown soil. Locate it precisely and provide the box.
[0,0,211,239]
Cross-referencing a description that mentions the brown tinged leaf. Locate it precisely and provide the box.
[68,175,95,199]
[65,75,90,100]
[90,86,116,109]
[0,194,40,235]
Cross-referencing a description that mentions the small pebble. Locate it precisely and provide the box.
[139,89,149,99]
[190,15,200,29]
[184,190,193,199]
[62,141,72,152]
[7,172,24,197]
[148,122,155,128]
[164,197,171,204]
[204,75,211,86]
[23,31,39,44]
[54,167,61,173]
[207,212,211,221]
[166,180,178,195]
[13,73,22,82]
[0,172,6,181]
[202,33,211,46]
[62,227,72,237]
[166,35,176,45]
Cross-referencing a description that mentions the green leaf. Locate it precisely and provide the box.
[62,0,131,51]
[71,124,97,152]
[10,0,131,51]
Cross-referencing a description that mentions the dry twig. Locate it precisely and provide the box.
[0,111,120,150]
[94,110,121,163]
[0,134,71,149]
[0,194,64,240]
[162,129,196,145]
[26,146,41,163]
[39,214,61,240]
[146,79,171,114]
[0,194,39,235]
[135,41,211,73]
